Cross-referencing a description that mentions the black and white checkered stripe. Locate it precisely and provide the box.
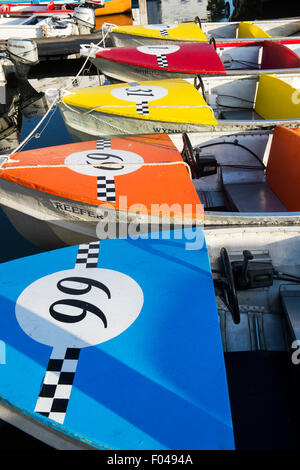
[157,54,168,68]
[96,138,111,150]
[97,176,116,202]
[75,241,100,269]
[34,347,80,424]
[136,101,149,115]
[35,242,101,424]
[160,28,169,37]
[95,139,116,203]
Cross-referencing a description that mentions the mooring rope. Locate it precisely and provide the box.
[0,160,192,179]
[2,23,115,163]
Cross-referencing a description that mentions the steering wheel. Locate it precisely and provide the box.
[220,247,240,324]
[193,74,206,100]
[194,16,201,29]
[209,36,217,50]
[181,133,200,179]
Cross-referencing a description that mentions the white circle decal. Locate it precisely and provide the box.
[111,85,168,103]
[143,24,177,31]
[15,268,144,349]
[137,45,180,56]
[65,149,144,177]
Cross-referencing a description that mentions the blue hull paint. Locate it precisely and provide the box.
[0,229,235,450]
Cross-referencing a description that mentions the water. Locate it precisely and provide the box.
[0,0,298,450]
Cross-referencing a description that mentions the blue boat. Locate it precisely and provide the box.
[0,228,234,450]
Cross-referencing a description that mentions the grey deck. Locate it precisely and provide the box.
[224,182,288,212]
[220,109,263,121]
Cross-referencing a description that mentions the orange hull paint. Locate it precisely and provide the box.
[95,11,133,30]
[95,0,131,16]
[266,126,300,211]
[1,135,203,221]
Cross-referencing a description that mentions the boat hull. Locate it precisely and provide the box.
[0,178,197,249]
[59,103,216,137]
[59,102,300,138]
[110,32,300,48]
[92,56,197,82]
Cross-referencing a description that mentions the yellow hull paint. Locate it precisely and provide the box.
[255,75,300,120]
[238,21,271,38]
[63,79,217,125]
[62,79,217,126]
[111,22,207,42]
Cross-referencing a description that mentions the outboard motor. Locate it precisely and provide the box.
[73,7,96,34]
[6,39,39,79]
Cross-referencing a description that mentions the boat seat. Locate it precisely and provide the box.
[223,182,288,213]
[280,285,300,342]
[254,75,300,120]
[237,21,271,39]
[220,109,263,121]
[265,126,300,211]
[222,126,300,213]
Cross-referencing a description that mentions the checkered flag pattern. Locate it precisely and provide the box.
[95,139,116,203]
[34,348,80,424]
[75,241,100,269]
[136,101,150,115]
[157,54,168,68]
[34,242,101,424]
[96,138,111,150]
[97,175,116,202]
[160,28,169,37]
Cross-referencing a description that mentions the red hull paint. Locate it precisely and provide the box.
[96,43,226,75]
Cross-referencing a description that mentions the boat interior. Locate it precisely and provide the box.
[179,126,300,217]
[202,19,300,40]
[218,41,300,72]
[205,225,300,449]
[190,72,300,122]
[0,13,71,26]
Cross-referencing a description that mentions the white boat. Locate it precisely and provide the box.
[107,17,300,47]
[58,73,300,139]
[0,6,95,40]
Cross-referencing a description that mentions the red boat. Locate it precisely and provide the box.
[81,39,300,82]
[0,0,94,15]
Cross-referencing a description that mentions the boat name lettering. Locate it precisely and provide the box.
[51,201,104,219]
[153,127,181,134]
[49,276,111,327]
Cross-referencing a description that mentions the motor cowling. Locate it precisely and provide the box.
[73,7,96,33]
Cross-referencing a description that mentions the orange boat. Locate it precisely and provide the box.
[95,11,133,30]
[0,134,202,248]
[95,0,131,16]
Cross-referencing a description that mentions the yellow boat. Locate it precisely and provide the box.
[59,78,218,138]
[95,0,131,16]
[59,74,300,139]
[109,17,300,46]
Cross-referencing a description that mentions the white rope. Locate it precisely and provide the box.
[2,23,113,163]
[0,160,192,179]
[61,100,215,115]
